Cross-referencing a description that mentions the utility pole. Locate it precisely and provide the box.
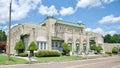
[8,0,12,61]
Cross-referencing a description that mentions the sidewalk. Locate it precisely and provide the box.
[16,56,38,63]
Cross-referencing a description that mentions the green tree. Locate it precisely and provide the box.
[112,47,118,54]
[27,41,38,56]
[91,44,97,51]
[14,39,24,54]
[104,34,112,43]
[62,42,70,56]
[97,45,103,53]
[0,30,7,41]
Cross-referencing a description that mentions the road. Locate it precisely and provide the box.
[0,56,120,68]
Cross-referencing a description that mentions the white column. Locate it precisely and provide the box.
[39,42,40,50]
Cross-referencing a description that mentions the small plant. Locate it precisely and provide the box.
[19,53,28,57]
[97,45,103,53]
[35,50,61,57]
[105,52,112,56]
[62,42,70,56]
[14,39,24,55]
[27,41,38,56]
[112,47,118,55]
[91,44,97,54]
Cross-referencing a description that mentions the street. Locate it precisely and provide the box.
[0,56,120,68]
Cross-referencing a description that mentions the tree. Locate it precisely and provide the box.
[91,44,97,51]
[27,41,38,56]
[14,39,24,55]
[91,44,98,54]
[104,34,120,43]
[112,47,118,54]
[62,42,70,56]
[104,34,112,43]
[0,30,7,41]
[97,45,103,53]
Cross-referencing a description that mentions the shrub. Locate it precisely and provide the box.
[62,42,70,56]
[19,53,28,57]
[105,52,112,56]
[14,39,24,54]
[91,44,97,51]
[112,47,118,54]
[97,45,103,53]
[27,41,38,56]
[35,50,61,57]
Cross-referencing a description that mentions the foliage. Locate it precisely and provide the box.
[112,47,118,54]
[27,41,38,51]
[19,53,28,57]
[97,45,103,53]
[62,42,70,56]
[35,50,61,57]
[105,52,112,56]
[0,30,7,41]
[91,44,97,51]
[104,34,120,43]
[14,40,24,50]
[14,39,24,54]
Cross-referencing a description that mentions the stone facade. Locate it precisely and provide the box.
[104,43,120,52]
[9,16,104,55]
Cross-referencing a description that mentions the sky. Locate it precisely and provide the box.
[0,0,120,35]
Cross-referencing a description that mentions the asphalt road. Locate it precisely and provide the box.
[0,56,120,68]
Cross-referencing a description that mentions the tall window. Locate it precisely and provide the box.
[37,42,46,50]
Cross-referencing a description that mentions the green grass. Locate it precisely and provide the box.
[35,56,83,62]
[0,54,29,65]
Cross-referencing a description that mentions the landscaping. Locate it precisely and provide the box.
[35,56,83,62]
[0,54,29,65]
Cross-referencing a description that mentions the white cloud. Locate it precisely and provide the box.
[76,0,116,8]
[60,7,75,16]
[0,0,42,24]
[39,5,58,16]
[85,27,117,35]
[102,0,115,4]
[77,0,102,8]
[99,14,120,24]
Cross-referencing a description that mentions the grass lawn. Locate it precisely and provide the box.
[35,56,83,62]
[0,54,29,65]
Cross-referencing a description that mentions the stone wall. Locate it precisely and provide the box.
[104,43,120,52]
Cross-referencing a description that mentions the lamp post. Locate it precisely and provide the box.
[8,0,12,61]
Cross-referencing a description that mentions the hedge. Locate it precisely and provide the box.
[19,53,28,57]
[35,50,61,57]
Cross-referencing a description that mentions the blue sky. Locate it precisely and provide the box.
[0,0,120,35]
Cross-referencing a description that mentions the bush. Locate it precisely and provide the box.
[14,39,24,54]
[35,50,61,57]
[19,53,28,57]
[27,41,38,56]
[97,45,103,53]
[105,52,112,56]
[91,44,97,51]
[62,42,70,56]
[112,47,118,54]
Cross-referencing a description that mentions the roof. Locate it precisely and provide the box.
[44,16,85,28]
[56,20,85,28]
[52,37,63,41]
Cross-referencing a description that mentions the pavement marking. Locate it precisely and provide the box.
[112,65,120,68]
[66,60,115,68]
